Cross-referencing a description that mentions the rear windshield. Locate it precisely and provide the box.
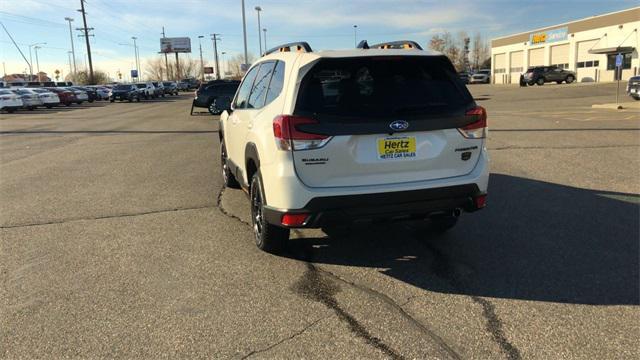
[295,56,472,119]
[0,90,12,95]
[114,85,132,90]
[163,82,173,86]
[135,84,146,88]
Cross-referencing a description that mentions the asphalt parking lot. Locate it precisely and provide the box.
[1,84,639,359]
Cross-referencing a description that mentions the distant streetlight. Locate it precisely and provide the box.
[198,35,205,81]
[132,37,140,80]
[64,17,77,74]
[263,28,267,51]
[255,6,263,55]
[221,51,227,76]
[353,25,358,47]
[34,45,42,82]
[27,42,46,80]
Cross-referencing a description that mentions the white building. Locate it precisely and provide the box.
[491,7,639,84]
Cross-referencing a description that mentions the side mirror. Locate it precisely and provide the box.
[214,96,233,113]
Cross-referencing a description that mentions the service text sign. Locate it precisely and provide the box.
[529,27,568,45]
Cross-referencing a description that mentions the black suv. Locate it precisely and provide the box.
[524,66,576,86]
[109,84,141,102]
[193,80,240,115]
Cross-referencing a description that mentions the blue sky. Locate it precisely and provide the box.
[0,0,636,79]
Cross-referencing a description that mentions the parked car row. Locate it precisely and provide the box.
[110,81,179,102]
[1,81,183,112]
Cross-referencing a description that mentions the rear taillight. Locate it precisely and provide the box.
[458,106,487,139]
[273,115,332,151]
[281,213,310,227]
[474,194,487,208]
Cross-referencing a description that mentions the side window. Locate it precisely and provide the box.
[234,66,260,109]
[264,61,285,106]
[247,62,276,109]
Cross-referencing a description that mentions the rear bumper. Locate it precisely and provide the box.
[263,184,484,228]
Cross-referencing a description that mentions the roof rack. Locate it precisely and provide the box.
[363,40,423,50]
[264,42,312,56]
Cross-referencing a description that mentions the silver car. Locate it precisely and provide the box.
[12,88,44,110]
[29,88,61,108]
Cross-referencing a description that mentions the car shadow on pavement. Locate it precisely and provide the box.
[286,174,640,305]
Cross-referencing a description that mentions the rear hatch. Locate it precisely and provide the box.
[289,55,483,188]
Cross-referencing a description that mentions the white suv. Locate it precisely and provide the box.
[219,41,489,253]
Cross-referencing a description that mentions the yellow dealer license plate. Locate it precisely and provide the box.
[377,136,417,160]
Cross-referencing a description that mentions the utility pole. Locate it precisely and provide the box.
[34,46,42,82]
[77,0,94,84]
[175,53,180,80]
[198,35,205,81]
[162,27,170,80]
[255,6,262,55]
[211,33,221,80]
[64,17,77,74]
[241,0,248,66]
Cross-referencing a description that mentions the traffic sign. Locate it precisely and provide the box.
[615,53,623,68]
[131,69,139,78]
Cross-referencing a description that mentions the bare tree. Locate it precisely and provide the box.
[429,35,446,52]
[226,53,257,79]
[471,32,490,70]
[66,69,109,84]
[144,55,203,80]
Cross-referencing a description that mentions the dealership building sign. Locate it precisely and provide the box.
[529,27,568,45]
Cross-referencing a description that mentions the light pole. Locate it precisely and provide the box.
[255,6,262,55]
[198,35,205,81]
[241,0,248,67]
[263,28,267,51]
[353,25,358,47]
[119,40,139,81]
[34,45,42,82]
[64,17,77,74]
[132,37,140,80]
[67,51,73,75]
[221,51,226,77]
[27,42,46,80]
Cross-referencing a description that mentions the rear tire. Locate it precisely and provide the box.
[566,75,574,84]
[110,99,115,103]
[536,78,545,86]
[7,108,15,113]
[251,173,289,253]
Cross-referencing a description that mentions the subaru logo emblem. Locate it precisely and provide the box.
[389,120,409,131]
